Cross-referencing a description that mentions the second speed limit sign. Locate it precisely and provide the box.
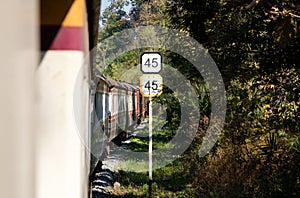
[140,52,162,73]
[140,74,163,97]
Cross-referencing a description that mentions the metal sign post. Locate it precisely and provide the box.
[148,96,153,197]
[139,52,163,197]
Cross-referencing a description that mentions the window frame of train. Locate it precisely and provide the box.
[140,52,162,74]
[139,74,163,97]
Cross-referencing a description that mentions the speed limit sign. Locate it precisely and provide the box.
[139,53,163,193]
[140,52,162,73]
[140,74,163,97]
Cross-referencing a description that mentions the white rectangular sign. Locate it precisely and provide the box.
[140,74,163,97]
[140,52,162,74]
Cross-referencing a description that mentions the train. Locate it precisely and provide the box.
[36,0,136,197]
[2,0,147,197]
[90,73,146,173]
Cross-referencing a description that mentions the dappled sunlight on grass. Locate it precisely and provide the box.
[113,159,196,197]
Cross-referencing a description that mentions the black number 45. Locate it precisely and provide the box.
[145,80,159,92]
[144,58,158,68]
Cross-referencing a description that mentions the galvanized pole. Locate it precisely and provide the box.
[148,97,153,197]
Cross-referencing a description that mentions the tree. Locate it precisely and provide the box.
[166,0,300,196]
[97,0,300,195]
[99,0,131,40]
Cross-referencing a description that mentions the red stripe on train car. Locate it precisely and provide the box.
[49,26,83,50]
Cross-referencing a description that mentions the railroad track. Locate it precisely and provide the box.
[90,122,147,197]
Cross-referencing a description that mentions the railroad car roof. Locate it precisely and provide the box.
[120,81,139,92]
[95,73,138,92]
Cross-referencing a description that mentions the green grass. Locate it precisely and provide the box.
[117,127,176,172]
[128,127,175,152]
[112,123,197,197]
[113,157,196,197]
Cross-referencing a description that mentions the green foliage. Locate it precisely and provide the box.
[100,0,131,39]
[165,0,300,196]
[98,0,300,196]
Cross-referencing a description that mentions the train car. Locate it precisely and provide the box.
[105,78,138,137]
[90,76,110,171]
[91,74,145,160]
[123,81,139,127]
[36,0,100,198]
[1,0,148,198]
[115,81,138,131]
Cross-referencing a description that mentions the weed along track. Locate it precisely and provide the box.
[90,119,196,197]
[90,123,148,197]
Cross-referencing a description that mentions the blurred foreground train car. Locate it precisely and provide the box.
[37,0,102,197]
[3,0,147,197]
[90,74,145,172]
[37,0,146,197]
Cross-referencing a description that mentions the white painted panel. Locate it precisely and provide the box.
[36,51,89,198]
